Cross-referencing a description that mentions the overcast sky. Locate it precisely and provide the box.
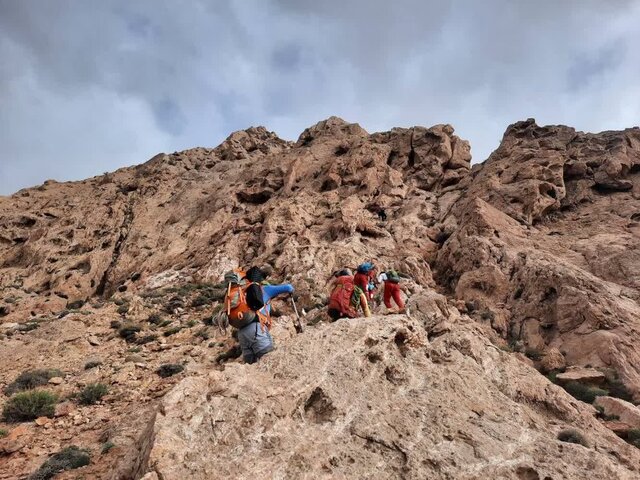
[1,0,639,195]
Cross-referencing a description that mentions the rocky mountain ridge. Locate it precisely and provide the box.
[1,117,640,478]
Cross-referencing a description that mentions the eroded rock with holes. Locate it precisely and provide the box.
[435,122,640,401]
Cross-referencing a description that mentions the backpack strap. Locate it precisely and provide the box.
[257,307,272,331]
[225,282,232,316]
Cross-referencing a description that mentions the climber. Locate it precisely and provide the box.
[327,269,371,320]
[226,265,294,364]
[380,269,406,314]
[354,262,378,303]
[368,203,387,222]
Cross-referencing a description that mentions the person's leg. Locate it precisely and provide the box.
[254,344,274,361]
[383,283,393,309]
[391,284,405,311]
[243,351,258,364]
[251,323,274,359]
[238,328,256,363]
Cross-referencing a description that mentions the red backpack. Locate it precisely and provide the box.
[328,276,359,318]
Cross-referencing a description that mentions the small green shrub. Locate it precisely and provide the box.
[147,313,163,325]
[0,429,7,438]
[4,369,63,395]
[203,287,226,302]
[524,347,543,361]
[84,360,102,370]
[215,345,242,363]
[186,319,197,328]
[29,445,90,480]
[116,304,129,315]
[627,429,640,448]
[480,310,495,322]
[78,383,108,405]
[3,390,58,422]
[141,290,163,299]
[110,320,122,329]
[136,334,158,345]
[546,370,560,384]
[195,328,210,340]
[159,319,172,328]
[601,370,634,402]
[595,404,619,420]
[557,429,589,447]
[165,296,185,313]
[67,300,85,310]
[563,381,608,404]
[191,295,210,307]
[163,326,181,337]
[113,298,126,306]
[118,324,141,342]
[101,441,115,454]
[18,322,39,332]
[157,364,184,378]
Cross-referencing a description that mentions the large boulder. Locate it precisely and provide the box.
[141,315,640,479]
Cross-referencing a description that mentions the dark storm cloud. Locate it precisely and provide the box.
[1,0,639,194]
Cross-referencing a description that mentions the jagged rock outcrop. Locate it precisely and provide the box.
[434,119,640,403]
[1,117,640,478]
[0,117,468,312]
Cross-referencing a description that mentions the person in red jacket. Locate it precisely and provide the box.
[327,269,371,320]
[380,270,406,314]
[354,262,377,303]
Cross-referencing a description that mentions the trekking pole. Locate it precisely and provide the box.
[290,296,304,333]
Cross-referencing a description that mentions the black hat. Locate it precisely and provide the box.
[246,266,265,283]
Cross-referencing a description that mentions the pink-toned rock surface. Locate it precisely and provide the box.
[1,117,640,478]
[595,396,640,429]
[556,368,606,384]
[142,313,640,480]
[435,120,640,402]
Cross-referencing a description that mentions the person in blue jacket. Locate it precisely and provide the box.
[238,266,294,364]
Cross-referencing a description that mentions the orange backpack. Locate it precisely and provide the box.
[224,275,271,330]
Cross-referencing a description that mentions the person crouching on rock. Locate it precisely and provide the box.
[226,266,294,364]
[379,270,406,314]
[327,269,371,321]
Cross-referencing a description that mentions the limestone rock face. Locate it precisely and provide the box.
[145,314,640,480]
[0,117,468,317]
[435,120,640,402]
[2,117,640,478]
[556,368,606,385]
[595,396,640,429]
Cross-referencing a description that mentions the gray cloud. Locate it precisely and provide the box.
[1,0,639,194]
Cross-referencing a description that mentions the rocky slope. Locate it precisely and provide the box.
[1,117,640,478]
